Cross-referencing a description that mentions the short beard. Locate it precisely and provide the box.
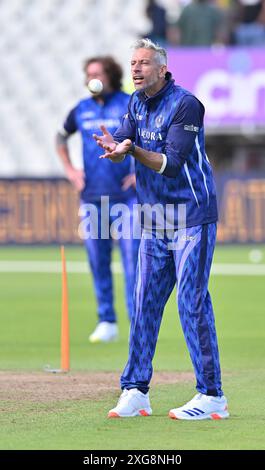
[135,77,158,92]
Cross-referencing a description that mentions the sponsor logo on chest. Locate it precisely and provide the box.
[137,128,163,141]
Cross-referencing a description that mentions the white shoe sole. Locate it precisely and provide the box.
[169,410,229,420]
[108,408,152,418]
[89,335,118,343]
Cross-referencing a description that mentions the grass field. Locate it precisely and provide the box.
[0,245,264,450]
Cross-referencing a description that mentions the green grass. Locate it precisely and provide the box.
[0,245,265,450]
[1,370,264,450]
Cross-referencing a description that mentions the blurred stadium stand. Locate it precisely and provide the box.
[0,0,149,177]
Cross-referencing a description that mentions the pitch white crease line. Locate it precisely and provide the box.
[0,260,121,274]
[0,261,265,275]
[211,264,265,275]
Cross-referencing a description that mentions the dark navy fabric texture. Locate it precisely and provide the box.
[121,223,223,396]
[81,197,139,322]
[114,79,218,229]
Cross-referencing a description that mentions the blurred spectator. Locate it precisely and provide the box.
[232,0,265,45]
[173,0,228,46]
[56,56,139,343]
[144,0,168,45]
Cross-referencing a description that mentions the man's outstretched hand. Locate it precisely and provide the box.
[93,125,132,163]
[93,125,114,148]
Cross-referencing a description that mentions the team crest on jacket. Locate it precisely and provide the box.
[155,114,164,128]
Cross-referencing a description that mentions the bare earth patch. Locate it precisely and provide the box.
[0,371,194,403]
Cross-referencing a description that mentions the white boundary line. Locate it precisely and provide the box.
[0,261,265,275]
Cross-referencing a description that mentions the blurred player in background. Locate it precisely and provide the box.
[56,56,139,343]
[94,39,229,420]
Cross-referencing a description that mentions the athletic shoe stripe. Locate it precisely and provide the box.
[187,409,201,416]
[193,408,205,414]
[182,410,196,417]
[182,408,205,416]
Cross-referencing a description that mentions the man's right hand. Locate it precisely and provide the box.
[93,125,115,148]
[65,167,85,192]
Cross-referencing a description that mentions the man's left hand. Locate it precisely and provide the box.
[122,174,136,190]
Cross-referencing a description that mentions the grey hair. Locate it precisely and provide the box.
[131,38,167,66]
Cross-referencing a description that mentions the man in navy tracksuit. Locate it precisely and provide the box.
[56,56,139,343]
[94,39,229,420]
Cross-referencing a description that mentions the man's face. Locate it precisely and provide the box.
[85,62,111,93]
[131,48,167,96]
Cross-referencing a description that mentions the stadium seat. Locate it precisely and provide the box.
[0,0,149,176]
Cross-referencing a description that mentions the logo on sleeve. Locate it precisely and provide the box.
[184,124,199,132]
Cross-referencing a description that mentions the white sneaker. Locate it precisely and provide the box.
[89,322,118,343]
[108,388,152,418]
[169,393,229,420]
